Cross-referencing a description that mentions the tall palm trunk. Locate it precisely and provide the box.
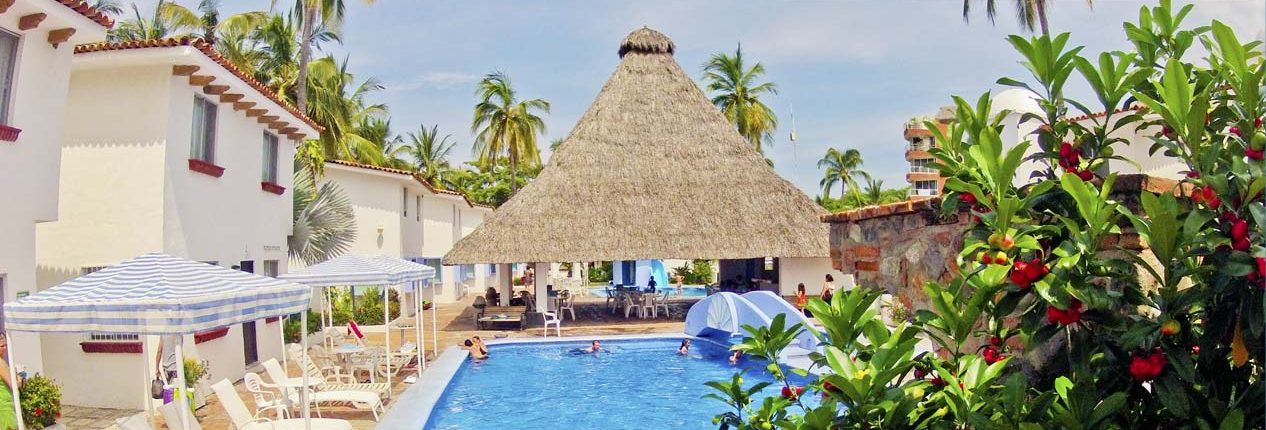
[508,133,519,193]
[295,3,316,111]
[1036,0,1050,36]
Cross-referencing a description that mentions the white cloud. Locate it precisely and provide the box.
[386,72,480,92]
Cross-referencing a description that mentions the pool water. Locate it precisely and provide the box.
[586,285,708,298]
[424,338,813,429]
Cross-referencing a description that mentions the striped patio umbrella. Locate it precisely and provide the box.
[278,254,435,286]
[4,252,311,334]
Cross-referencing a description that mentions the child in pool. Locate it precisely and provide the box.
[463,339,487,359]
[729,350,743,365]
[678,339,691,355]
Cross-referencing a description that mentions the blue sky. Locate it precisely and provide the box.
[143,0,1263,196]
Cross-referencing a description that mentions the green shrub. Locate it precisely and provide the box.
[588,261,613,283]
[283,310,323,344]
[19,374,60,428]
[182,358,209,390]
[708,2,1264,428]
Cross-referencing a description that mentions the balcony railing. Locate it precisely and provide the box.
[910,166,937,173]
[908,188,939,197]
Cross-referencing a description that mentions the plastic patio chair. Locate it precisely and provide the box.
[243,372,294,419]
[640,293,656,318]
[263,360,387,421]
[558,291,576,320]
[542,311,561,337]
[210,379,353,430]
[653,291,671,317]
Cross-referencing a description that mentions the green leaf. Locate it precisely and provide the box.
[1219,409,1244,430]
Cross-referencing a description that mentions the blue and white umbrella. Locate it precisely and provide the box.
[278,254,435,287]
[4,252,311,334]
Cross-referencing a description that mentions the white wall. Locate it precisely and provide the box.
[0,0,107,374]
[38,60,295,409]
[778,257,847,297]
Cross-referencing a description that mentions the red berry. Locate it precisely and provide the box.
[1129,351,1164,382]
[1231,220,1249,241]
[1023,260,1047,282]
[1231,126,1243,137]
[982,346,1004,364]
[1077,169,1095,181]
[1162,126,1174,136]
[781,385,794,399]
[1248,148,1265,161]
[959,193,977,204]
[1186,171,1200,179]
[990,336,1001,346]
[1255,117,1262,128]
[1232,237,1251,251]
[913,368,927,379]
[1257,257,1266,278]
[979,252,994,265]
[1191,345,1200,355]
[930,376,946,387]
[1059,143,1073,158]
[993,251,1009,266]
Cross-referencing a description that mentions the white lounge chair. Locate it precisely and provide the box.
[298,353,390,398]
[160,396,204,430]
[542,311,561,337]
[211,379,352,430]
[261,361,386,421]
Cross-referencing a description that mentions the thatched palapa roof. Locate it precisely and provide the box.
[443,27,829,265]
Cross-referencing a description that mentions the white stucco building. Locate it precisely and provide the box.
[321,160,494,304]
[34,38,319,409]
[0,0,110,386]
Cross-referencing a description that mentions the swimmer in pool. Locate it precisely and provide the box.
[678,339,691,355]
[463,339,487,359]
[729,350,742,365]
[587,340,602,353]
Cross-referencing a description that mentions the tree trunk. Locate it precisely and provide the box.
[295,3,316,112]
[1036,0,1050,36]
[509,143,519,194]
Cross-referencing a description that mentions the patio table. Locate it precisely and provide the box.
[332,344,365,377]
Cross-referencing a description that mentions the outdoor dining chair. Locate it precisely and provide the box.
[653,291,671,317]
[542,311,562,337]
[558,291,577,320]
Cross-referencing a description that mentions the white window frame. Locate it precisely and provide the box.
[0,30,18,125]
[190,96,218,163]
[262,260,279,277]
[262,132,279,183]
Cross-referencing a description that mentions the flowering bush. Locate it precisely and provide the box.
[706,1,1263,428]
[19,374,60,428]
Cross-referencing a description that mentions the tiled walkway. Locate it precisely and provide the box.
[60,292,695,429]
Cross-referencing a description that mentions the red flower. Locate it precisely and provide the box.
[34,408,42,417]
[1077,169,1095,181]
[982,346,1004,364]
[959,193,977,204]
[1129,348,1166,382]
[913,368,927,379]
[929,376,946,387]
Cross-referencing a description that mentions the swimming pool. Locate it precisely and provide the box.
[586,285,708,298]
[414,337,811,429]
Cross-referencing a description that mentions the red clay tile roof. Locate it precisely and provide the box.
[53,0,113,28]
[325,159,489,209]
[73,38,322,133]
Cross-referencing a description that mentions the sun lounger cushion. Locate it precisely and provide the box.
[312,390,383,408]
[320,382,389,397]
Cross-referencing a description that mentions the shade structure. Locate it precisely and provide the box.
[443,27,829,265]
[278,254,436,287]
[3,253,311,334]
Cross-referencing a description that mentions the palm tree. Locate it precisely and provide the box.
[111,0,199,41]
[471,71,550,193]
[402,124,456,187]
[817,148,869,201]
[158,0,266,46]
[702,46,779,153]
[90,0,123,16]
[280,0,376,113]
[304,56,389,164]
[290,166,356,265]
[961,0,1093,36]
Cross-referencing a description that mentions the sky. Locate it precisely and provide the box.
[137,0,1264,197]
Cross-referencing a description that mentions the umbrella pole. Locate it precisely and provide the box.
[8,333,23,430]
[302,309,311,430]
[279,315,288,372]
[431,283,437,354]
[140,337,155,424]
[415,282,424,374]
[175,340,189,430]
[383,287,391,398]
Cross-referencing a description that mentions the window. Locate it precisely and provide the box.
[912,180,939,196]
[262,132,279,183]
[402,187,409,217]
[415,196,421,221]
[910,158,937,173]
[0,30,17,124]
[263,260,279,277]
[190,96,218,163]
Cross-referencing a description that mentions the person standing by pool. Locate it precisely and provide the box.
[795,283,809,316]
[678,339,691,355]
[820,274,836,305]
[647,277,658,293]
[673,274,684,296]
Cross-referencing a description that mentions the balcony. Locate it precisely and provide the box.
[910,165,937,174]
[908,188,939,197]
[906,171,939,182]
[905,148,931,160]
[903,125,932,140]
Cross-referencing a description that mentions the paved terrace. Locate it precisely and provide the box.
[76,292,695,429]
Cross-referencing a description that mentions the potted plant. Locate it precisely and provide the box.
[183,358,209,409]
[422,300,433,310]
[19,374,61,429]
